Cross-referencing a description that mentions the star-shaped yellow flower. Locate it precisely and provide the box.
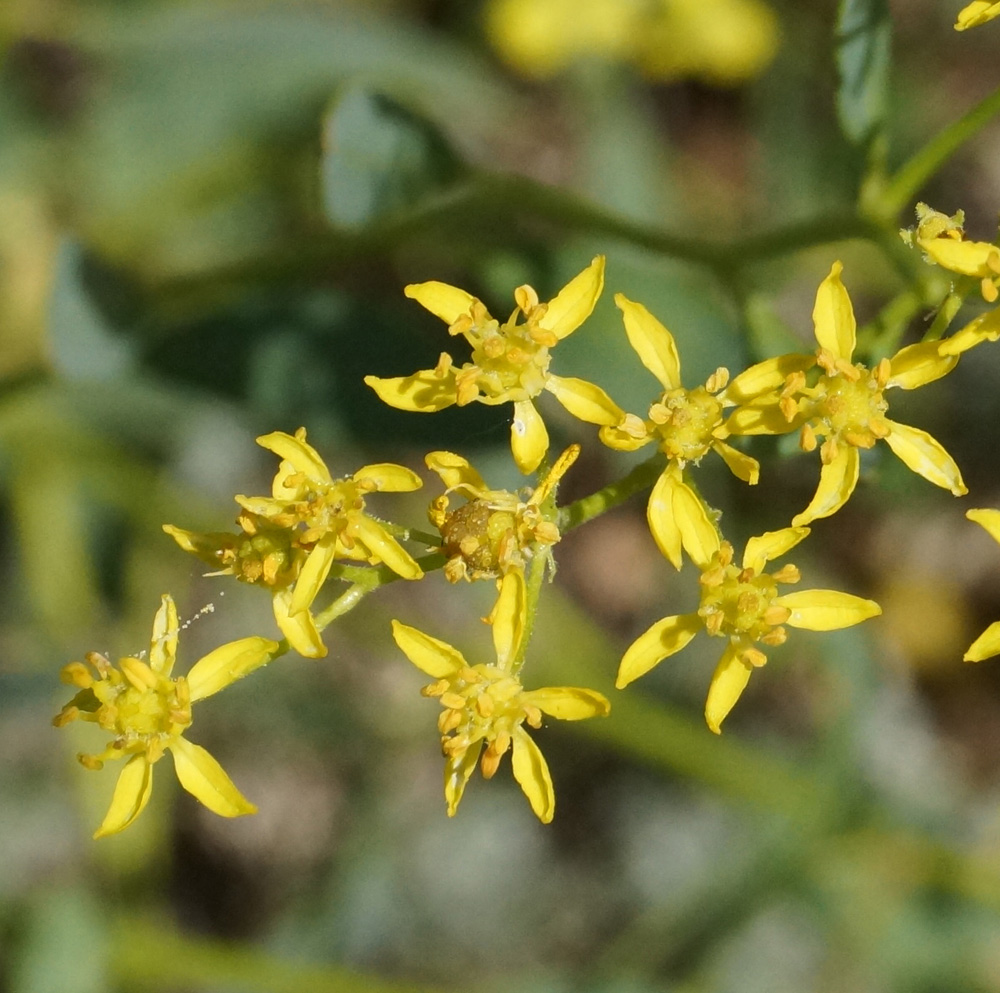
[600,293,760,568]
[365,257,623,473]
[725,262,967,526]
[391,572,610,822]
[617,526,881,733]
[54,595,278,837]
[963,509,1000,662]
[956,1,1000,29]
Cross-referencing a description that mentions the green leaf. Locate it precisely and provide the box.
[321,87,461,231]
[835,0,892,147]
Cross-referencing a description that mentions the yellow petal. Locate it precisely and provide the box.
[887,341,958,390]
[350,515,424,580]
[812,261,856,361]
[742,526,810,574]
[234,494,288,518]
[792,444,859,526]
[490,571,526,670]
[271,587,327,659]
[538,256,604,339]
[723,353,815,404]
[673,478,721,569]
[617,613,701,688]
[956,0,1000,28]
[921,237,1000,276]
[444,743,481,816]
[939,308,1000,356]
[968,507,1000,546]
[510,726,555,823]
[94,754,153,839]
[149,594,179,676]
[724,399,803,436]
[353,463,423,492]
[646,468,683,570]
[187,637,280,702]
[170,736,257,818]
[883,419,967,496]
[511,399,549,474]
[522,686,610,720]
[364,369,459,412]
[273,458,299,500]
[256,430,331,483]
[965,621,1000,662]
[391,619,466,677]
[545,374,623,426]
[404,280,475,324]
[290,534,338,616]
[614,293,681,390]
[712,440,760,484]
[773,589,881,630]
[425,450,488,496]
[704,644,752,735]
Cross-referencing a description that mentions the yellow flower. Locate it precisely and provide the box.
[726,262,967,526]
[617,527,881,733]
[600,294,759,569]
[903,203,1000,302]
[963,509,1000,661]
[235,427,424,608]
[54,595,278,838]
[391,573,610,822]
[365,257,622,474]
[425,444,578,584]
[956,1,1000,29]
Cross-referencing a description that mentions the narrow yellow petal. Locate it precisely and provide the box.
[234,495,288,518]
[967,508,1000,546]
[724,400,803,436]
[353,463,423,492]
[290,535,338,615]
[614,293,681,390]
[773,589,881,630]
[704,644,752,735]
[617,613,701,688]
[510,726,555,823]
[887,341,958,390]
[425,451,488,495]
[812,261,856,361]
[646,468,682,570]
[538,256,604,339]
[742,527,810,574]
[170,736,257,818]
[404,280,475,325]
[956,0,1000,29]
[792,444,859,526]
[939,308,1000,356]
[444,744,481,816]
[490,571,526,670]
[149,594,179,676]
[391,619,466,677]
[712,441,760,484]
[545,374,623,426]
[94,754,154,839]
[921,237,1000,276]
[672,479,721,570]
[364,369,459,412]
[522,686,610,720]
[511,399,549,474]
[965,621,1000,662]
[271,587,327,659]
[883,419,967,496]
[723,353,815,404]
[187,636,280,702]
[351,516,424,580]
[256,430,331,483]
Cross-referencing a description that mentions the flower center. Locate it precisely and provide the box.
[810,365,889,449]
[463,316,552,403]
[649,385,724,462]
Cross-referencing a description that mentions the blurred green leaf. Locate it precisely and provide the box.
[835,0,891,148]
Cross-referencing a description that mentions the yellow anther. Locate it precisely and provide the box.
[703,610,725,636]
[763,605,791,626]
[771,564,800,584]
[476,693,495,718]
[523,704,542,728]
[438,709,462,734]
[761,627,787,646]
[120,657,158,692]
[799,422,818,452]
[61,662,93,688]
[514,284,540,314]
[820,437,839,464]
[480,746,502,780]
[983,278,998,303]
[422,679,450,698]
[741,646,768,667]
[52,706,79,728]
[705,367,730,393]
[440,692,467,711]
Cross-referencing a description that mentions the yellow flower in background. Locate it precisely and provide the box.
[956,1,1000,29]
[726,262,967,526]
[425,444,578,584]
[963,509,1000,661]
[617,527,880,733]
[54,595,277,837]
[484,0,778,84]
[236,427,424,604]
[600,293,759,569]
[365,257,622,474]
[903,203,1000,302]
[392,573,610,822]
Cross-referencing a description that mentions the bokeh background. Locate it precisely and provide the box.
[4,1,1000,991]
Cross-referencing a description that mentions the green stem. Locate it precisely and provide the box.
[558,454,664,532]
[880,81,1000,218]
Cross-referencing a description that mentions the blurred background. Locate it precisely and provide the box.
[4,0,1000,991]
